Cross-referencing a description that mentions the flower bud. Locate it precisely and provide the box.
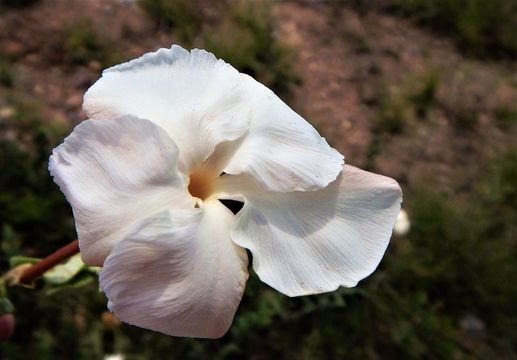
[0,313,15,340]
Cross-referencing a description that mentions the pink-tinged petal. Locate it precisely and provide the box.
[49,116,194,266]
[83,45,249,172]
[222,74,344,192]
[231,165,402,296]
[99,200,248,338]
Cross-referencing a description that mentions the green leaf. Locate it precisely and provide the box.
[84,265,100,275]
[45,272,95,296]
[9,255,40,268]
[43,254,85,285]
[1,224,21,258]
[0,297,14,315]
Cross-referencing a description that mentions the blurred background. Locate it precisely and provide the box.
[0,0,516,359]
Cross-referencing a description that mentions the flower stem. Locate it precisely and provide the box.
[19,240,80,285]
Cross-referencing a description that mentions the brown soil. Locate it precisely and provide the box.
[1,0,516,192]
[275,2,516,190]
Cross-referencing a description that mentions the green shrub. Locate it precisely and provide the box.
[62,21,121,67]
[409,70,439,119]
[355,36,373,54]
[394,0,517,58]
[495,106,517,129]
[203,0,300,96]
[138,0,201,44]
[396,153,517,350]
[376,87,408,133]
[0,97,73,264]
[0,55,14,87]
[365,136,383,170]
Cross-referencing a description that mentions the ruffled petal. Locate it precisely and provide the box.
[222,74,344,192]
[231,165,402,296]
[83,45,249,172]
[99,200,249,338]
[49,115,194,266]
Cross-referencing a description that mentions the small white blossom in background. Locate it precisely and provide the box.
[394,209,411,236]
[49,45,402,338]
[104,354,124,360]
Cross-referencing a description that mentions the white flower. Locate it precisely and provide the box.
[394,209,411,236]
[104,355,124,360]
[49,45,402,338]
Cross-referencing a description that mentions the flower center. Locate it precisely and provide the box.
[188,169,215,202]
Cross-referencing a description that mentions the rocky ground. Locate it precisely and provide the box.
[1,0,515,195]
[275,2,516,190]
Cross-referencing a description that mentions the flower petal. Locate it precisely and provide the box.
[49,115,194,266]
[222,74,344,192]
[83,45,250,172]
[231,165,402,297]
[99,200,249,338]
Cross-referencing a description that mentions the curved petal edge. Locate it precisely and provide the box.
[222,74,344,192]
[231,165,402,297]
[49,115,193,266]
[100,201,248,338]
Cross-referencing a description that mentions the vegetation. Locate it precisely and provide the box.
[0,55,14,88]
[376,87,409,134]
[62,21,122,67]
[392,0,517,58]
[374,70,440,134]
[495,106,517,130]
[203,1,300,96]
[409,70,439,119]
[443,99,479,132]
[0,97,73,266]
[138,0,201,44]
